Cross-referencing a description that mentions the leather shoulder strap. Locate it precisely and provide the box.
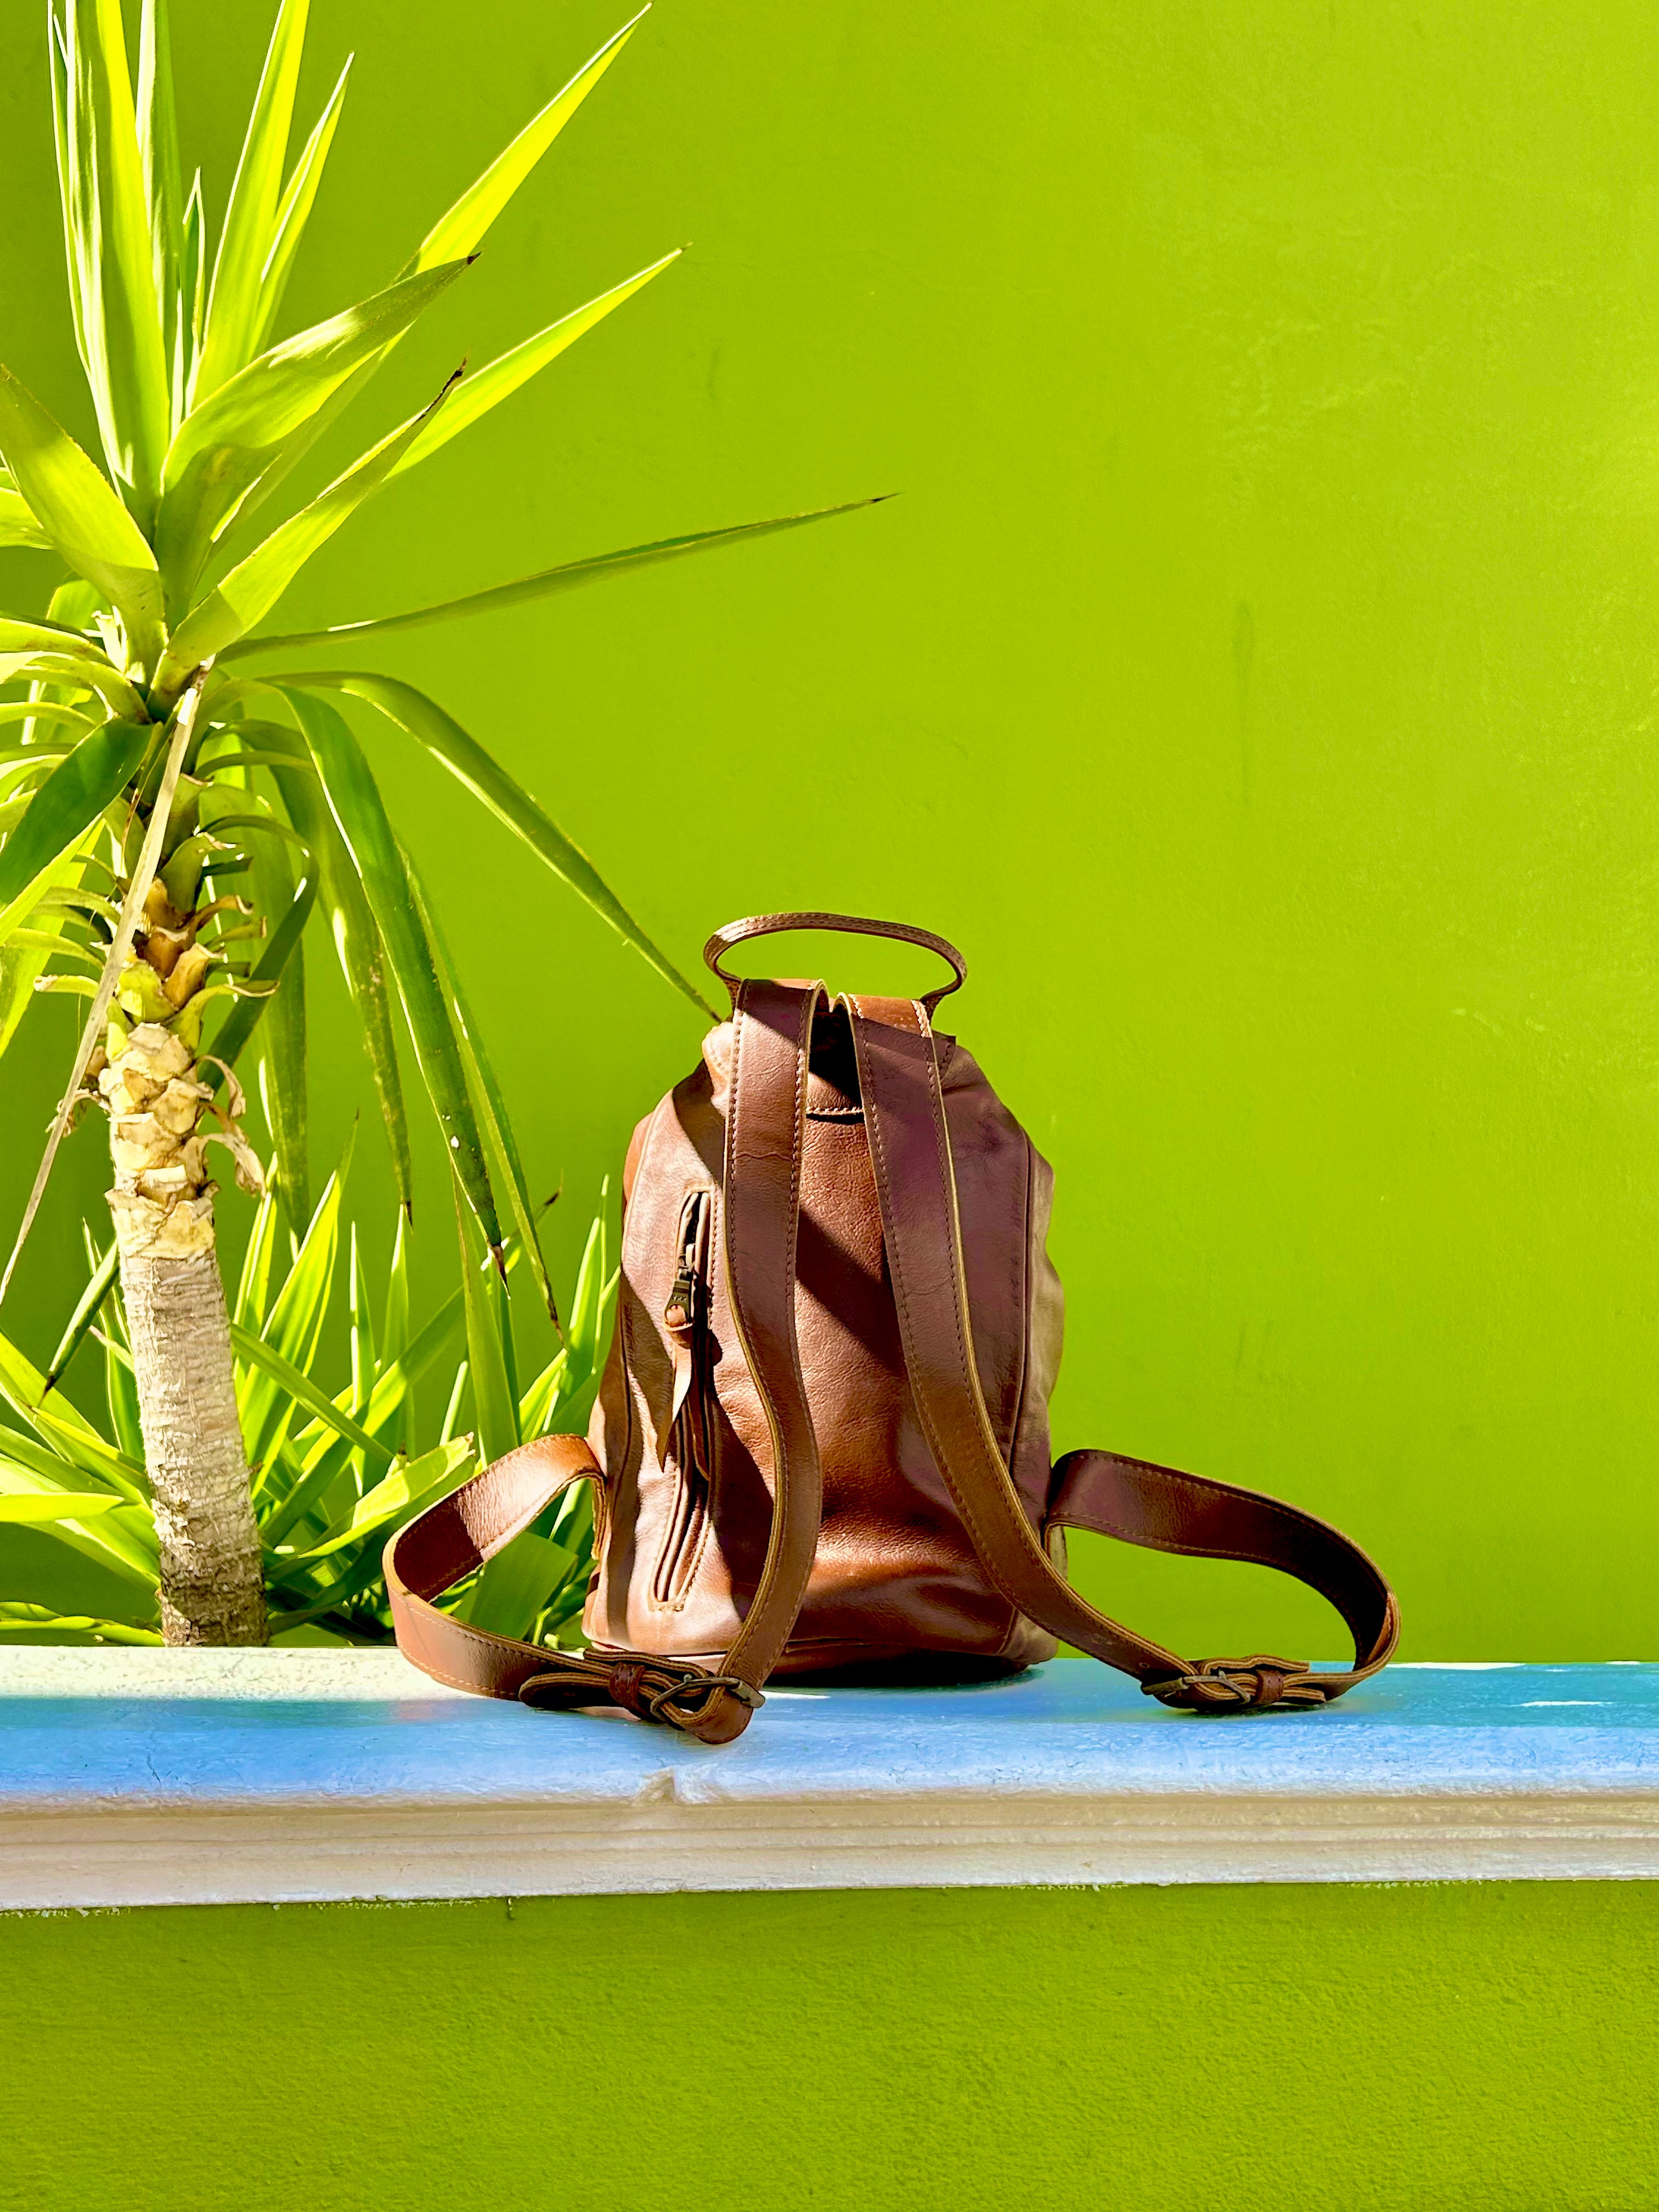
[383,1432,607,1699]
[704,978,827,1716]
[844,996,1399,1712]
[387,978,826,1743]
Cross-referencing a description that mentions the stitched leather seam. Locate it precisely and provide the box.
[398,1614,526,1701]
[913,1032,1079,1618]
[1006,1132,1036,1498]
[1064,1520,1335,1577]
[718,994,763,1669]
[785,1005,808,1365]
[864,1014,1187,1679]
[1082,1453,1389,1596]
[765,991,816,1639]
[860,1016,1026,1624]
[994,1134,1039,1661]
[1053,1455,1391,1668]
[875,1031,1026,1617]
[614,1100,670,1522]
[403,1587,571,1697]
[720,984,819,1686]
[391,1443,596,1678]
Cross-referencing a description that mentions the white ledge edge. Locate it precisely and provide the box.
[4,1792,1659,1911]
[3,1651,1655,1908]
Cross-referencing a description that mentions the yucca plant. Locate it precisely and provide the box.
[0,1162,616,1645]
[0,0,867,1644]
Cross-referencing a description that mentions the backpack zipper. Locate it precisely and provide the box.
[653,1189,713,1606]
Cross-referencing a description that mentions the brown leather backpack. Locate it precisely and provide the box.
[388,912,1398,1742]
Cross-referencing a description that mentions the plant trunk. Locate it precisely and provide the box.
[122,1249,267,1644]
[103,1018,267,1646]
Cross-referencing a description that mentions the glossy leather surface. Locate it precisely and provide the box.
[588,992,1059,1674]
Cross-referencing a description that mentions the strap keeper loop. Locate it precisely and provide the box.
[645,1671,764,1727]
[1143,1654,1322,1713]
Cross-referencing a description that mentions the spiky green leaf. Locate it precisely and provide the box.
[0,1332,148,1515]
[256,930,309,1230]
[98,1286,145,1466]
[0,469,54,551]
[405,850,554,1319]
[272,1436,470,1567]
[0,364,166,665]
[407,9,645,273]
[229,1319,391,1468]
[251,55,353,356]
[199,854,313,1079]
[287,688,500,1246]
[44,1238,119,1390]
[225,498,886,661]
[179,168,206,402]
[0,1488,121,1523]
[236,1147,347,1475]
[295,669,714,1017]
[0,838,99,1062]
[193,0,311,400]
[0,704,95,739]
[387,249,678,483]
[253,722,411,1211]
[0,651,147,723]
[47,8,89,377]
[382,1210,412,1455]
[137,0,184,410]
[233,1184,280,1332]
[156,261,467,603]
[159,370,458,685]
[461,1530,574,1637]
[70,0,173,516]
[0,1602,160,1645]
[454,1182,516,1467]
[0,614,104,661]
[0,718,153,941]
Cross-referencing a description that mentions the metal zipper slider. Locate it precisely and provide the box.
[664,1267,696,1331]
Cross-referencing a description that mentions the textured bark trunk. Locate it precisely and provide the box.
[122,1250,267,1645]
[103,1018,267,1646]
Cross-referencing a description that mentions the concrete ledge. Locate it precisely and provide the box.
[1,1650,1653,1908]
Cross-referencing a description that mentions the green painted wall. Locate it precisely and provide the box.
[1,2,1655,1658]
[2,1882,1655,2210]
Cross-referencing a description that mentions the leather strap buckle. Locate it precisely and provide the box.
[1144,1654,1322,1713]
[518,1655,765,1730]
[645,1671,764,1728]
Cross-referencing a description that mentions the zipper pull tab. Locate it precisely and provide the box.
[665,1190,708,1331]
[664,1267,696,1332]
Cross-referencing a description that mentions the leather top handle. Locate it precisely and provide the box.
[843,995,1400,1713]
[704,912,967,1015]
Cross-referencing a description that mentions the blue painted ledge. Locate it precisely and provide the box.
[1,1651,1654,1908]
